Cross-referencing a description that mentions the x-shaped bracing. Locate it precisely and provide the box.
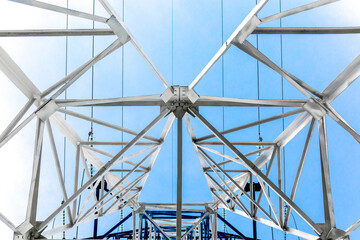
[0,0,360,240]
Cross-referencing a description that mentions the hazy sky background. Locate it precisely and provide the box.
[1,0,360,239]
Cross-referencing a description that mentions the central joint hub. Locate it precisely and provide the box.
[160,86,200,118]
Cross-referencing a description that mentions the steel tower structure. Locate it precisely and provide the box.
[0,0,360,239]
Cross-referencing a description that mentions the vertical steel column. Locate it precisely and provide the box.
[26,118,45,225]
[176,117,183,239]
[318,116,336,232]
[212,211,217,240]
[133,210,136,240]
[93,184,100,238]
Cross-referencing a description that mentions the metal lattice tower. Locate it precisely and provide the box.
[0,0,360,239]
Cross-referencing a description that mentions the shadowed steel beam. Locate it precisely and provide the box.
[318,117,336,231]
[196,108,303,142]
[284,119,315,227]
[37,109,169,230]
[0,29,114,37]
[260,0,339,24]
[253,27,360,34]
[176,117,183,240]
[188,0,268,89]
[9,0,108,23]
[189,107,322,236]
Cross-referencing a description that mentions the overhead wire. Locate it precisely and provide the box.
[220,0,227,233]
[119,0,125,232]
[254,0,274,239]
[62,0,69,238]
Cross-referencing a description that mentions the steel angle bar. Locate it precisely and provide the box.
[260,0,339,24]
[274,112,313,148]
[98,0,170,89]
[189,107,322,235]
[72,146,81,221]
[197,141,275,146]
[143,212,172,240]
[0,212,18,232]
[203,146,271,168]
[25,118,44,225]
[42,39,126,98]
[9,0,108,23]
[284,119,315,227]
[196,108,303,142]
[277,147,284,227]
[322,53,360,102]
[196,144,244,166]
[199,150,251,216]
[79,148,155,221]
[232,209,319,240]
[0,47,40,99]
[181,213,209,240]
[37,109,169,230]
[176,118,183,240]
[137,114,175,197]
[345,219,360,237]
[0,29,114,37]
[58,108,160,142]
[197,96,306,107]
[0,112,36,149]
[318,117,336,230]
[56,94,162,107]
[233,40,314,99]
[78,172,147,224]
[85,191,140,224]
[46,121,73,225]
[47,39,124,100]
[75,178,103,223]
[199,148,277,224]
[189,0,268,89]
[114,145,159,168]
[183,114,223,205]
[254,147,277,216]
[80,141,156,146]
[324,103,360,144]
[0,98,35,142]
[42,223,72,238]
[253,27,360,35]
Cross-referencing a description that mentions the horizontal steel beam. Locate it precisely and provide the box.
[0,29,114,37]
[253,27,360,34]
[2,26,360,38]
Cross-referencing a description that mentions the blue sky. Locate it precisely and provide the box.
[1,0,360,239]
